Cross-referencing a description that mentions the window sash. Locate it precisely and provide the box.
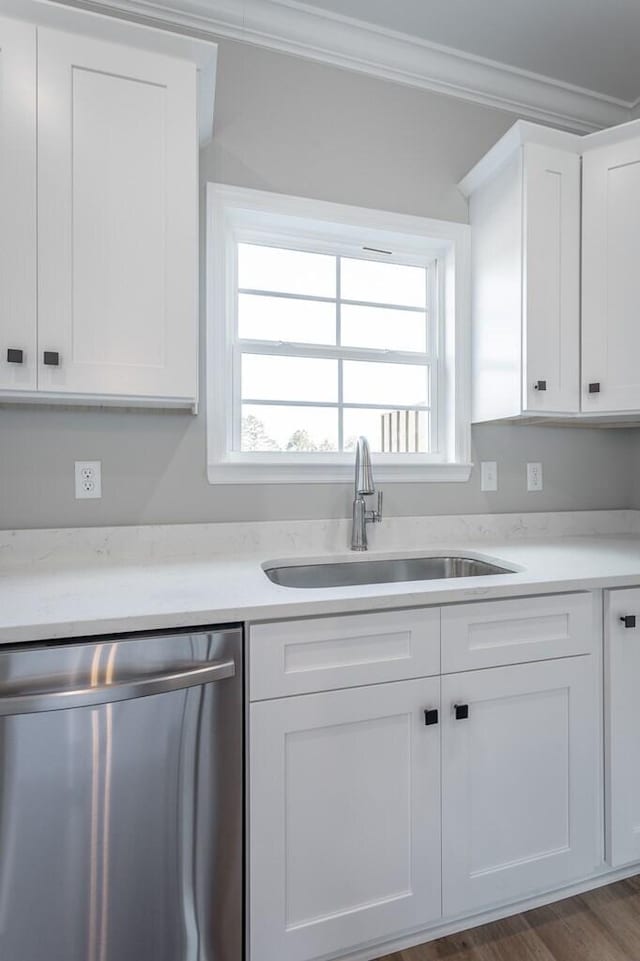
[232,249,437,456]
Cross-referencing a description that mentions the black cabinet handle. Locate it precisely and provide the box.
[6,348,23,364]
[534,380,547,391]
[588,382,600,394]
[43,351,60,367]
[424,709,439,726]
[454,704,469,720]
[620,615,637,629]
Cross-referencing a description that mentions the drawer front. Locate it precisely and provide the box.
[441,593,594,673]
[249,608,440,701]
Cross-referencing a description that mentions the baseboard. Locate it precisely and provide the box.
[335,861,640,961]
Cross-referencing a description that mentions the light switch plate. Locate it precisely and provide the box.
[527,462,543,492]
[480,461,498,492]
[75,461,102,499]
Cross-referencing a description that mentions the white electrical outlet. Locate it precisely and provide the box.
[527,462,543,492]
[75,461,102,499]
[480,461,498,492]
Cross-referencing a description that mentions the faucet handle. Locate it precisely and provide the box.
[375,489,383,522]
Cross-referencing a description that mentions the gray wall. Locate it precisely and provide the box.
[0,39,635,530]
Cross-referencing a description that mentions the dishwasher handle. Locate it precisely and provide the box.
[0,658,236,716]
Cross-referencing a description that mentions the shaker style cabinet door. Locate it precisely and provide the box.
[37,29,198,401]
[250,679,442,961]
[606,587,640,866]
[582,136,640,412]
[522,143,580,414]
[0,19,37,392]
[441,657,599,918]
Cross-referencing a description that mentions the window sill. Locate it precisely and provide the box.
[207,461,473,485]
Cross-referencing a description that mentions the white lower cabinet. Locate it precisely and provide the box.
[249,603,601,961]
[606,587,640,866]
[249,678,442,961]
[441,657,599,918]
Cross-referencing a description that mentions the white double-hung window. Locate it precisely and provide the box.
[207,185,471,484]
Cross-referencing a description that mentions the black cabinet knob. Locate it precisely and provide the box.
[534,380,547,391]
[588,382,600,394]
[454,704,469,720]
[424,709,439,726]
[6,348,23,364]
[620,615,637,629]
[43,351,60,366]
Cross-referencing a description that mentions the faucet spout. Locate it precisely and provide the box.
[354,436,375,496]
[350,436,383,551]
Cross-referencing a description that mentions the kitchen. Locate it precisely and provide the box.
[3,1,640,960]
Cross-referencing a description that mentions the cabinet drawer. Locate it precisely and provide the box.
[441,593,593,673]
[249,608,440,701]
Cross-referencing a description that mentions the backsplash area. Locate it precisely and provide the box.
[1,510,637,571]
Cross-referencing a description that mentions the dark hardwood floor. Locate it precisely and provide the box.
[377,876,640,961]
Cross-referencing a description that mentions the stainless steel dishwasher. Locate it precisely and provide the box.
[0,625,243,961]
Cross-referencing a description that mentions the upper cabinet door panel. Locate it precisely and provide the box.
[37,29,197,400]
[0,19,36,392]
[523,144,580,413]
[582,137,640,413]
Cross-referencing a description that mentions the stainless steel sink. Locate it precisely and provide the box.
[264,555,515,589]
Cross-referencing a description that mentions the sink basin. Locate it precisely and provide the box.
[264,555,515,589]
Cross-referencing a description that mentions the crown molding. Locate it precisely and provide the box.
[51,0,633,133]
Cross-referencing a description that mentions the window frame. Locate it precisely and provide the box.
[207,184,472,484]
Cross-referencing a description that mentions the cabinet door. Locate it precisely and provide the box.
[606,587,640,866]
[0,19,36,392]
[250,679,441,961]
[522,143,580,413]
[583,137,640,412]
[442,657,598,918]
[37,29,197,401]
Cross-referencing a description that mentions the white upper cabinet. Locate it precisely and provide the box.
[0,18,37,392]
[461,124,581,423]
[522,144,580,413]
[582,134,640,413]
[0,4,215,409]
[464,117,640,425]
[37,30,198,402]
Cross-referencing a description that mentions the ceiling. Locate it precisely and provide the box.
[57,0,640,130]
[291,0,640,102]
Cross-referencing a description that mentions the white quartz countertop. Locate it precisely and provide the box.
[2,512,640,644]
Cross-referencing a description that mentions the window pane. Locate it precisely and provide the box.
[241,405,338,452]
[341,304,427,353]
[239,293,336,345]
[343,408,429,453]
[242,354,338,403]
[341,257,426,308]
[343,361,429,407]
[238,244,336,298]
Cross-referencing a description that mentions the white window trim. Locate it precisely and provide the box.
[206,184,472,484]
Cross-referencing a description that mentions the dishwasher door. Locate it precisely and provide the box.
[0,626,243,961]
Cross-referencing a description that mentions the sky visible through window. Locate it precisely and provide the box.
[236,243,432,453]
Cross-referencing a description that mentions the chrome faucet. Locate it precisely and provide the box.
[351,436,383,551]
